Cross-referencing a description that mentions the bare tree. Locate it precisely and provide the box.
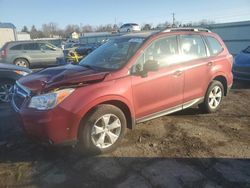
[30,25,45,39]
[42,22,59,38]
[96,24,114,32]
[64,24,80,37]
[81,24,93,33]
[142,23,152,31]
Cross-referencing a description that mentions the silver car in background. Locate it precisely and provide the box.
[0,41,64,68]
[118,23,141,33]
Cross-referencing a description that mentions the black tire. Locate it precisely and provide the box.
[78,104,127,154]
[0,80,14,103]
[199,80,224,113]
[14,58,29,68]
[127,29,131,32]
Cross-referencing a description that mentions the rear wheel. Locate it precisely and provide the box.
[199,80,224,113]
[14,58,29,68]
[0,80,14,103]
[78,104,127,154]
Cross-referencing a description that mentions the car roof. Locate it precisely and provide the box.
[118,27,212,39]
[123,31,159,38]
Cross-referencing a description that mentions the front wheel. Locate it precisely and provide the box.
[199,80,224,113]
[78,104,127,154]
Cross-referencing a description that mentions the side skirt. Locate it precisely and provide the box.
[136,97,204,124]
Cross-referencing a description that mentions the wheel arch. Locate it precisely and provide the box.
[76,98,135,141]
[212,74,228,96]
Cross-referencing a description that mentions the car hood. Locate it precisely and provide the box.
[0,63,32,73]
[18,64,110,94]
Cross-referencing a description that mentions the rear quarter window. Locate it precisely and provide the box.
[10,44,23,50]
[206,36,223,55]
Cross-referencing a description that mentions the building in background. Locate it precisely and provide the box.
[0,22,17,48]
[17,32,31,41]
[208,21,250,56]
[71,32,79,39]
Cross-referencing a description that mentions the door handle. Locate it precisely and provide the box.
[173,70,183,77]
[207,62,213,66]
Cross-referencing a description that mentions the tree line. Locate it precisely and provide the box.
[21,19,215,39]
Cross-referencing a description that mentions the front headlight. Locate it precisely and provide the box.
[14,70,29,76]
[28,88,75,110]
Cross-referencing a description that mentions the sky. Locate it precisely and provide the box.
[0,0,250,31]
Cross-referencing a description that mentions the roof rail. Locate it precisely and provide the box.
[163,27,211,33]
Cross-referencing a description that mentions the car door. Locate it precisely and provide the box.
[38,43,62,66]
[22,43,42,66]
[178,34,212,103]
[131,35,184,120]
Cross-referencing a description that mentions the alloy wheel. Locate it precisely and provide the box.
[208,86,222,109]
[91,114,121,149]
[0,83,13,102]
[15,60,27,67]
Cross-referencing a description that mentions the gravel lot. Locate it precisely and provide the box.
[0,80,249,188]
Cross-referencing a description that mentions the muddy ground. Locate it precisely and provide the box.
[0,80,249,188]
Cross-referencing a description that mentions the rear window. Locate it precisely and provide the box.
[10,44,23,50]
[206,36,223,55]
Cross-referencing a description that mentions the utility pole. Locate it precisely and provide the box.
[172,13,176,27]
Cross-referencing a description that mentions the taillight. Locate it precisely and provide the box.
[1,49,7,58]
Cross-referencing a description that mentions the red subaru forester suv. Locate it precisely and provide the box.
[12,28,233,154]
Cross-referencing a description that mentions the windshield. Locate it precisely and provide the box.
[79,37,145,71]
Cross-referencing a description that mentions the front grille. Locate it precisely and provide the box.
[12,82,30,111]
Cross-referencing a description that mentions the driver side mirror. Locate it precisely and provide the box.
[144,60,159,72]
[133,60,159,78]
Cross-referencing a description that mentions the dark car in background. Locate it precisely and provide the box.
[233,46,250,80]
[0,63,31,102]
[0,41,64,68]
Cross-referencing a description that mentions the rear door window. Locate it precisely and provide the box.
[180,35,207,61]
[23,43,40,50]
[206,36,223,55]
